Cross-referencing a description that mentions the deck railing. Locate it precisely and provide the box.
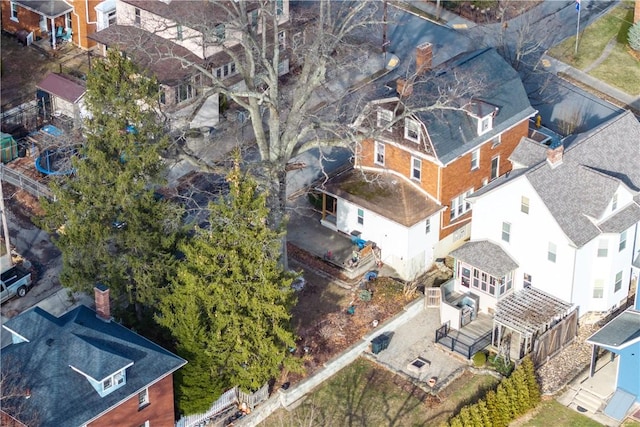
[0,164,53,200]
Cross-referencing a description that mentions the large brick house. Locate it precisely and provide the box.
[1,0,116,49]
[0,285,186,427]
[89,0,291,129]
[317,44,536,280]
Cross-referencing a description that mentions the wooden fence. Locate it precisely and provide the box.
[175,384,269,427]
[531,309,579,367]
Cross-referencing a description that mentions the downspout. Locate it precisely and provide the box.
[630,222,639,306]
[570,244,578,316]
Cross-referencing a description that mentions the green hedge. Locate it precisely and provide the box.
[448,357,541,427]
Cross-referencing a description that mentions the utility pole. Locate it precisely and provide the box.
[0,180,13,272]
[575,0,581,55]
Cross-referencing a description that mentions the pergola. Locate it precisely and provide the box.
[493,287,574,362]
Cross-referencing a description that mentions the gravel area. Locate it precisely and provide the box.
[537,321,600,395]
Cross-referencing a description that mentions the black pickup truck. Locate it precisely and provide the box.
[0,265,33,304]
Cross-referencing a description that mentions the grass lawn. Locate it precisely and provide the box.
[514,399,603,427]
[262,358,499,427]
[547,1,640,95]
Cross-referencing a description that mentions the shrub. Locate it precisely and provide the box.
[473,351,487,367]
[489,354,514,376]
[629,22,640,52]
[448,357,541,427]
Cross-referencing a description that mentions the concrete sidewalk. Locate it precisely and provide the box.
[542,55,640,114]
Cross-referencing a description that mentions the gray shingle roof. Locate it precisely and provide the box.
[525,111,640,247]
[587,309,640,350]
[1,306,185,427]
[599,203,640,233]
[449,240,518,277]
[406,48,536,165]
[14,0,72,18]
[509,137,548,168]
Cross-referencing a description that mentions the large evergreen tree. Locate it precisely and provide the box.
[40,49,183,313]
[157,158,300,415]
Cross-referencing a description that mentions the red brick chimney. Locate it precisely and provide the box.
[396,78,413,97]
[416,42,433,74]
[546,144,564,168]
[94,284,111,322]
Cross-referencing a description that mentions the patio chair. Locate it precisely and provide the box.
[61,28,72,42]
[56,26,63,39]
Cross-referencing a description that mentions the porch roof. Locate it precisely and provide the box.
[587,310,640,350]
[494,287,574,337]
[37,73,85,103]
[320,168,442,227]
[450,240,518,278]
[14,0,72,18]
[89,25,201,86]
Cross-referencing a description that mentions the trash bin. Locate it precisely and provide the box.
[371,334,390,354]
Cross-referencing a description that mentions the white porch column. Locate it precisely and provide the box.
[50,17,56,49]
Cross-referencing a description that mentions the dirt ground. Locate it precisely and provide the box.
[1,32,91,110]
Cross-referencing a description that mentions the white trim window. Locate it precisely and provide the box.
[134,8,141,26]
[275,0,284,16]
[471,149,480,170]
[411,157,421,181]
[377,109,393,130]
[501,222,511,243]
[175,82,195,104]
[215,24,226,41]
[10,1,19,21]
[357,208,364,225]
[215,62,237,79]
[450,189,473,220]
[176,23,183,41]
[108,9,116,26]
[593,279,604,298]
[492,134,501,148]
[619,230,627,251]
[425,218,431,234]
[548,242,557,263]
[374,142,385,165]
[278,30,286,49]
[478,115,492,135]
[404,118,420,142]
[521,196,529,214]
[103,370,126,392]
[138,388,150,408]
[523,273,532,288]
[612,193,618,211]
[490,156,499,180]
[614,271,623,292]
[597,239,608,257]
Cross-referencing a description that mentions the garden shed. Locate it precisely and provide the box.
[0,133,18,163]
[36,73,86,126]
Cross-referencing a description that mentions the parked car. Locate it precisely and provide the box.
[0,265,33,304]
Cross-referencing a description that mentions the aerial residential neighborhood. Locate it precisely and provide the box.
[1,1,639,426]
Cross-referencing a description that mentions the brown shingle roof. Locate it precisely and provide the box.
[322,169,442,227]
[36,73,85,103]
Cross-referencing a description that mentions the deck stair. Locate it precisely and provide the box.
[572,389,603,413]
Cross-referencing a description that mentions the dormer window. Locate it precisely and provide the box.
[102,369,126,393]
[478,115,492,135]
[405,119,420,142]
[377,109,393,130]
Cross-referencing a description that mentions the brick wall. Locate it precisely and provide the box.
[439,119,528,239]
[88,375,177,427]
[636,0,640,24]
[1,2,44,38]
[358,119,529,241]
[69,0,100,49]
[358,138,440,197]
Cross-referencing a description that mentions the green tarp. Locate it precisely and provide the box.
[0,132,18,163]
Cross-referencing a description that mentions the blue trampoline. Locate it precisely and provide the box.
[34,125,80,175]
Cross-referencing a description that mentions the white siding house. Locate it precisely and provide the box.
[319,169,443,280]
[452,111,640,317]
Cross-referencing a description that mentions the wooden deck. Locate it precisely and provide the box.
[436,313,493,359]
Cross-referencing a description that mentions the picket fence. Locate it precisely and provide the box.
[175,383,269,427]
